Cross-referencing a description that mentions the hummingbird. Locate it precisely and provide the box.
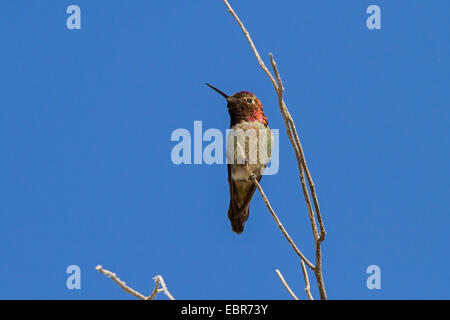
[206,83,273,234]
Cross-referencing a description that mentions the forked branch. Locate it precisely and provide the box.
[95,265,175,300]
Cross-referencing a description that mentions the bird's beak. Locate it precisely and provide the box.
[206,83,232,102]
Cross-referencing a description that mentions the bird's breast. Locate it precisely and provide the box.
[226,121,273,177]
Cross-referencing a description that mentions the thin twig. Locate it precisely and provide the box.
[250,176,314,269]
[222,0,278,91]
[95,265,147,300]
[96,265,175,300]
[275,269,299,300]
[154,275,175,300]
[300,260,314,300]
[146,277,160,300]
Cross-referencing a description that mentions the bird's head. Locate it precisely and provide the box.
[206,83,268,126]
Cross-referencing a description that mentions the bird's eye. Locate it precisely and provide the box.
[247,99,253,103]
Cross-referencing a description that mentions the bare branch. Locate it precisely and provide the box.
[96,265,175,300]
[146,277,160,300]
[222,0,278,90]
[250,176,314,269]
[275,269,299,300]
[300,260,314,300]
[154,275,175,300]
[269,54,320,242]
[223,0,327,299]
[269,43,327,304]
[95,265,147,300]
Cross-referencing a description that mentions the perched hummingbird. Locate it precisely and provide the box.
[206,83,273,234]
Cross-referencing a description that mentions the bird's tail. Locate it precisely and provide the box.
[228,201,250,234]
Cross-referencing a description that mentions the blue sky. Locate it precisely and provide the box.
[1,0,449,299]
